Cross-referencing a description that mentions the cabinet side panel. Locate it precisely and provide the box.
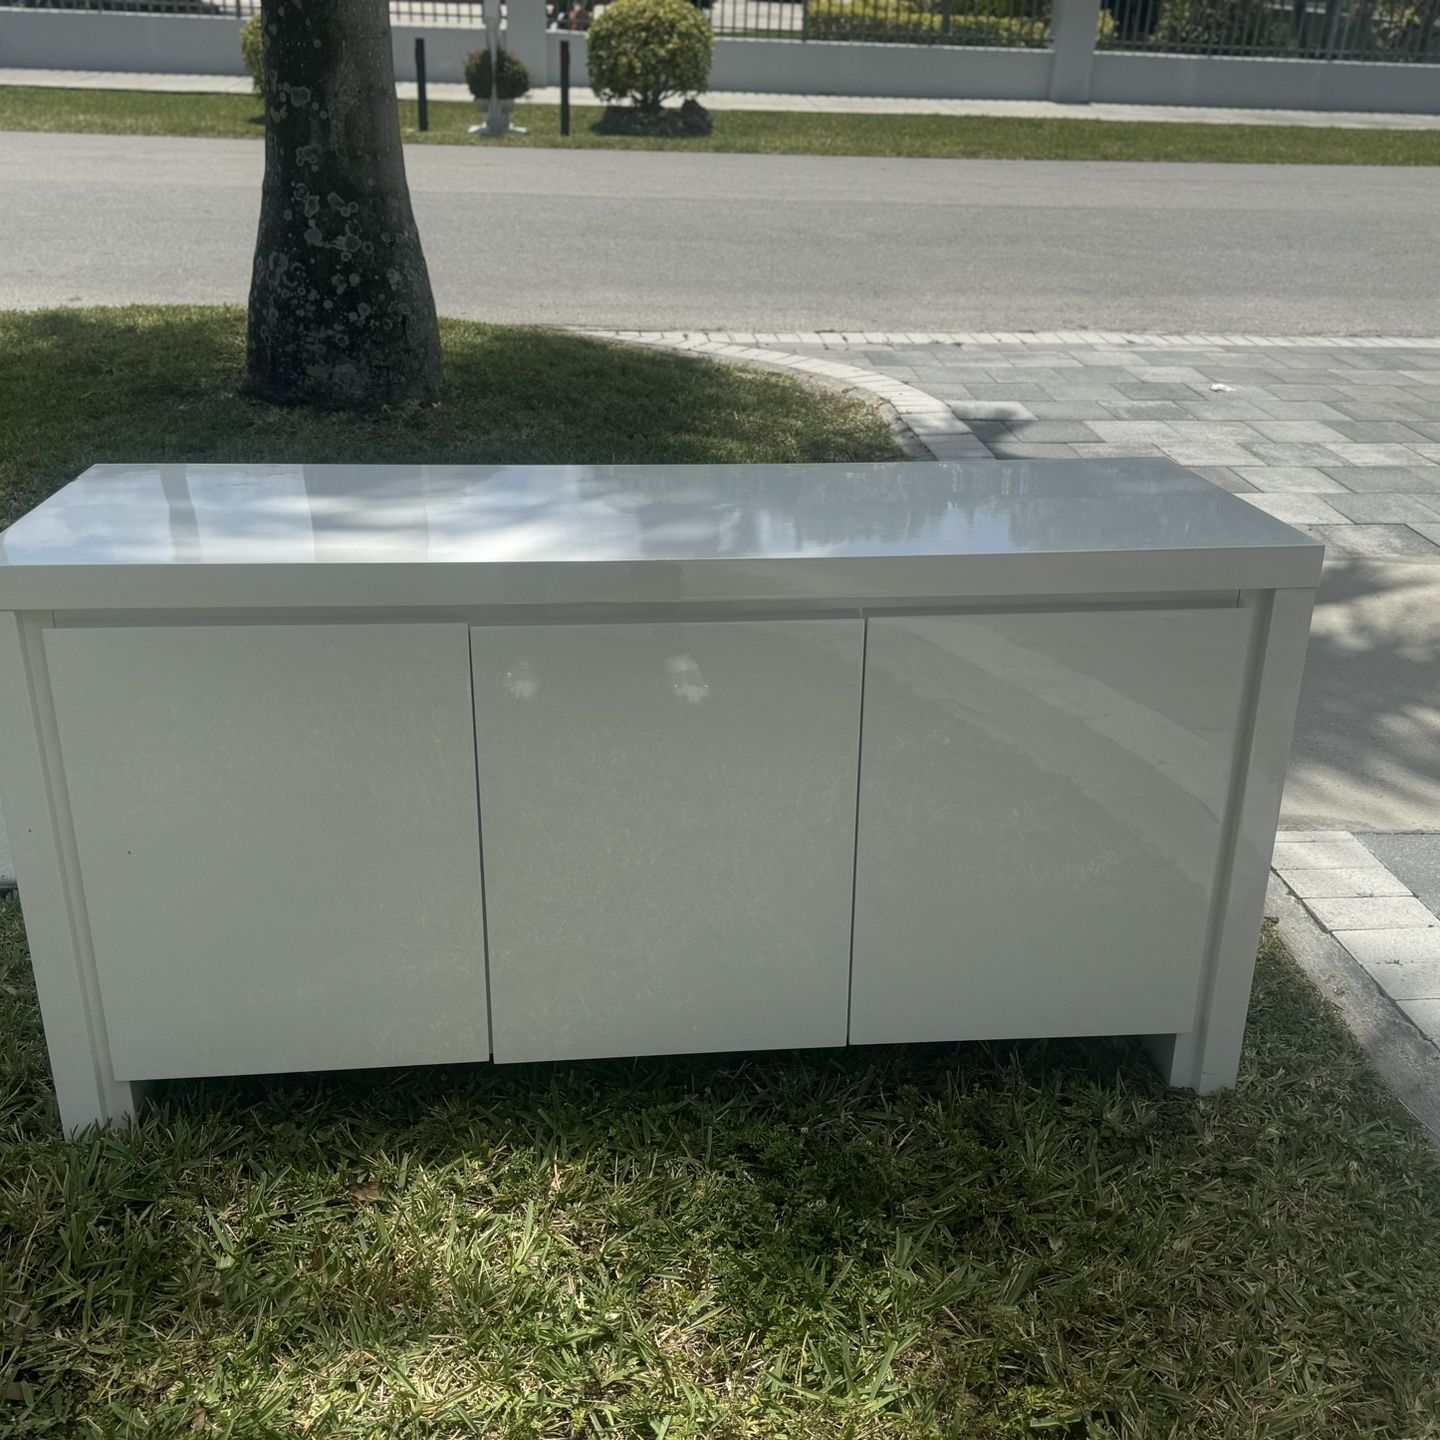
[1158,587,1317,1092]
[44,623,487,1080]
[852,608,1251,1045]
[473,619,863,1063]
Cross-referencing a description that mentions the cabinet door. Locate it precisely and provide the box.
[851,608,1250,1045]
[472,620,863,1063]
[45,624,487,1080]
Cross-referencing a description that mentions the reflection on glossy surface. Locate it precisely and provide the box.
[473,619,863,1064]
[850,609,1252,1046]
[0,460,1317,569]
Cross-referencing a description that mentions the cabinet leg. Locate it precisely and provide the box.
[1143,1030,1236,1095]
[51,1068,144,1138]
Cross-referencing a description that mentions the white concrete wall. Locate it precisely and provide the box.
[1091,51,1440,115]
[0,9,247,75]
[1,6,1436,114]
[708,37,1054,99]
[0,9,493,86]
[392,25,489,85]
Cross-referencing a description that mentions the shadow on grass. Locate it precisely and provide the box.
[0,305,899,527]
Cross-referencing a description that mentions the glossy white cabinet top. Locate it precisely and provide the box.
[0,461,1322,610]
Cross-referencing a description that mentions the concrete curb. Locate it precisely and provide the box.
[590,329,1440,351]
[1269,876,1440,1153]
[577,330,989,462]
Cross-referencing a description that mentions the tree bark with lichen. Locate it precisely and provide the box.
[245,0,441,410]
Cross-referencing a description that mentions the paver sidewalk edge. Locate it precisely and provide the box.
[582,329,1440,350]
[1269,877,1440,1153]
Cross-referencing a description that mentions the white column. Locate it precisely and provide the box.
[1049,0,1103,104]
[507,0,550,87]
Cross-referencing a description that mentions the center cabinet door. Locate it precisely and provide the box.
[471,620,864,1063]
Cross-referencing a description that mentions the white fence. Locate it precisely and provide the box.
[0,0,1436,112]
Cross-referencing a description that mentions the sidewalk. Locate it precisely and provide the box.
[1274,831,1440,1045]
[5,66,1440,130]
[1270,831,1440,1142]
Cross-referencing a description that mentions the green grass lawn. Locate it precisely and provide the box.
[3,904,1440,1437]
[0,306,899,528]
[2,84,1438,164]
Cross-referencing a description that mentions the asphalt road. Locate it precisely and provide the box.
[3,131,1439,334]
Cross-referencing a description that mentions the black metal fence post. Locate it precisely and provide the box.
[415,37,429,132]
[559,37,571,136]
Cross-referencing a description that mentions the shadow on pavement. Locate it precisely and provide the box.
[1284,559,1440,832]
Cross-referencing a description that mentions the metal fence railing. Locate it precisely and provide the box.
[703,0,806,39]
[9,0,1434,59]
[6,1,244,9]
[702,0,1054,46]
[9,0,491,20]
[1099,0,1440,60]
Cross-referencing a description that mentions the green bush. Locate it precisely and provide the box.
[464,47,532,102]
[1150,0,1286,52]
[587,0,714,112]
[805,0,1113,47]
[1367,0,1440,55]
[240,12,265,95]
[806,4,1044,44]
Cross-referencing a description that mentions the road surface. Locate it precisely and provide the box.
[2,131,1438,334]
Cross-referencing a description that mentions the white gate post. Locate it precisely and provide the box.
[1049,0,1102,103]
[507,0,550,87]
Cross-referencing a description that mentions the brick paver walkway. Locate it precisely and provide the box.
[607,331,1440,560]
[1273,831,1440,1049]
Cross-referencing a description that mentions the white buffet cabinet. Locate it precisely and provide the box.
[0,461,1322,1135]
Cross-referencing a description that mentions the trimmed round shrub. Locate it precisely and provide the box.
[240,13,265,95]
[587,0,714,113]
[464,48,532,101]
